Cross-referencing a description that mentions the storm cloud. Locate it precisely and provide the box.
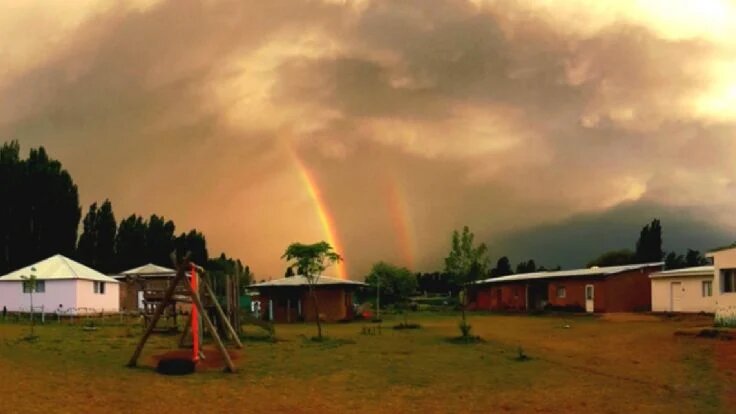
[2,0,735,277]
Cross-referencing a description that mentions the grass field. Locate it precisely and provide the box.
[0,312,734,413]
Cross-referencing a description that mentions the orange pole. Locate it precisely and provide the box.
[191,265,199,363]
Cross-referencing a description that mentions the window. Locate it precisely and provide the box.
[702,281,713,297]
[22,280,45,293]
[722,269,736,293]
[94,281,106,294]
[556,286,566,298]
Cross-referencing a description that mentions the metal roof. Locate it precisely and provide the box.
[249,275,366,288]
[0,254,119,283]
[649,265,714,279]
[476,262,664,284]
[116,263,176,278]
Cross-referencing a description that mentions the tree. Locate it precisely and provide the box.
[635,219,663,263]
[284,266,295,277]
[490,256,513,277]
[76,203,99,267]
[685,249,707,267]
[176,230,208,266]
[282,241,342,340]
[516,259,537,274]
[365,262,417,324]
[115,215,147,271]
[665,252,686,270]
[0,142,81,273]
[444,226,489,340]
[587,249,636,267]
[77,201,117,272]
[146,214,175,266]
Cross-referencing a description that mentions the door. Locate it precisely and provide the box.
[670,282,682,312]
[585,285,594,313]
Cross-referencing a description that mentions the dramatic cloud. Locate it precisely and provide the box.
[2,0,735,277]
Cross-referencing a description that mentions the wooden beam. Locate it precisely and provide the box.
[186,281,237,373]
[201,276,243,349]
[178,312,193,348]
[127,255,188,368]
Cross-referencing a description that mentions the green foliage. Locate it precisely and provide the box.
[516,259,537,274]
[365,262,417,306]
[0,141,81,274]
[635,219,663,263]
[285,266,295,277]
[587,249,635,267]
[281,241,342,282]
[282,241,342,339]
[490,256,513,277]
[76,200,117,273]
[444,226,490,288]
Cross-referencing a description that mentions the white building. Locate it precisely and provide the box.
[707,246,736,326]
[649,266,715,313]
[0,254,119,314]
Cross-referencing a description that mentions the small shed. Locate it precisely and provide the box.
[248,276,366,323]
[473,262,663,313]
[112,263,179,311]
[0,254,119,314]
[649,266,715,313]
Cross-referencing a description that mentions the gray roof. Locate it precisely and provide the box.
[249,275,366,288]
[114,263,176,279]
[0,254,119,283]
[649,265,714,279]
[477,262,664,284]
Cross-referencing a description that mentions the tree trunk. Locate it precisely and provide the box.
[309,284,322,339]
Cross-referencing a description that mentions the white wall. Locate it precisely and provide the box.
[651,276,715,313]
[75,279,120,313]
[712,248,736,323]
[0,279,78,313]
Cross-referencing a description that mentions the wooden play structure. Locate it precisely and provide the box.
[126,253,242,373]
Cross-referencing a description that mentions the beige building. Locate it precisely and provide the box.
[706,246,736,326]
[649,266,715,313]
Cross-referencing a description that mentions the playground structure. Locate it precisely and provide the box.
[126,253,243,373]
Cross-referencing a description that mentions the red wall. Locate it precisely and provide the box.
[474,283,527,311]
[258,286,356,323]
[475,266,658,313]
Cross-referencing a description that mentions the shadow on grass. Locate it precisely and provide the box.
[393,323,422,330]
[299,335,356,349]
[445,335,484,345]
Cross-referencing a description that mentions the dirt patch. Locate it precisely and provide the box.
[599,313,661,322]
[715,340,736,408]
[150,348,240,372]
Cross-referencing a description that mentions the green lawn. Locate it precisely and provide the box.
[0,312,732,413]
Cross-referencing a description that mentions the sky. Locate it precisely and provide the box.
[2,0,735,279]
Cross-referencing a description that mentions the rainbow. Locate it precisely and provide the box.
[385,178,416,270]
[288,146,348,279]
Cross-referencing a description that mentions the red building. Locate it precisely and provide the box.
[473,262,663,313]
[249,275,366,323]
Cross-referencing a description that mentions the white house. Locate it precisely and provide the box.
[649,266,715,313]
[0,254,119,314]
[706,246,736,326]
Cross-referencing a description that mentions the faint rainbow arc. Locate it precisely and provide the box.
[288,147,348,279]
[385,178,416,270]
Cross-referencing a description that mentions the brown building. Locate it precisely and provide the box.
[112,263,184,312]
[473,262,663,313]
[248,275,366,323]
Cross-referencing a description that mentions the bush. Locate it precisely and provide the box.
[458,320,472,338]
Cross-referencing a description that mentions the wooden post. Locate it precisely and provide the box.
[187,281,237,372]
[178,311,193,348]
[201,277,242,348]
[127,267,186,367]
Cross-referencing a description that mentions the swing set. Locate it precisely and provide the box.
[126,253,242,373]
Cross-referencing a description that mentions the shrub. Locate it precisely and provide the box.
[458,320,472,338]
